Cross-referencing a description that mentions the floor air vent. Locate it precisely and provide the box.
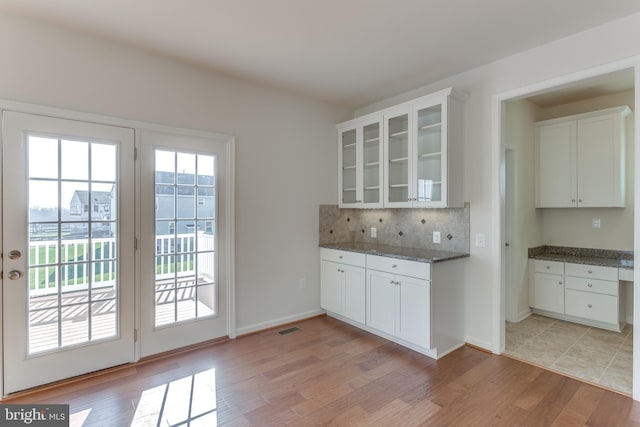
[277,327,300,335]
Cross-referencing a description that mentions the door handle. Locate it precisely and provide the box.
[7,270,22,280]
[8,250,21,260]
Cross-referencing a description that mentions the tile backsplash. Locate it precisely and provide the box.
[319,203,470,253]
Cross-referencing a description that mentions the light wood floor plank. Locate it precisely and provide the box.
[3,315,639,426]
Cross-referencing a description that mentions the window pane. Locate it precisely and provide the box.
[177,153,196,185]
[29,136,58,179]
[92,143,116,182]
[29,180,59,223]
[61,140,88,180]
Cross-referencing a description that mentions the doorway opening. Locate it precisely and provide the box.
[499,67,636,395]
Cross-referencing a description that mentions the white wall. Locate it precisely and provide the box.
[539,90,635,251]
[505,99,543,320]
[0,13,349,334]
[355,12,640,351]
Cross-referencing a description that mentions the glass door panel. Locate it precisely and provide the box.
[154,150,217,327]
[416,104,443,202]
[362,122,381,205]
[340,129,357,204]
[387,114,409,203]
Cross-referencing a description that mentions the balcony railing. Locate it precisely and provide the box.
[29,232,215,297]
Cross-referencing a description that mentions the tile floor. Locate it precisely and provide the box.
[504,314,632,395]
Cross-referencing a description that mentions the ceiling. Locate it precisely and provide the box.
[0,0,639,109]
[526,70,635,108]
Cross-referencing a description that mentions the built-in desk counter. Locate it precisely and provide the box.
[528,246,633,331]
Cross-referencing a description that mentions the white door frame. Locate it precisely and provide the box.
[492,57,640,400]
[0,99,236,398]
[503,145,520,323]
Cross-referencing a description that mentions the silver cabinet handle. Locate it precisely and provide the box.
[8,250,21,260]
[546,266,550,269]
[587,283,593,287]
[558,281,563,285]
[588,270,593,274]
[392,264,397,268]
[578,199,583,202]
[7,270,22,280]
[588,304,593,308]
[571,199,576,202]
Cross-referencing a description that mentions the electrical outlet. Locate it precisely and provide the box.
[433,231,441,244]
[298,277,306,289]
[475,233,486,248]
[592,218,601,229]
[371,227,377,238]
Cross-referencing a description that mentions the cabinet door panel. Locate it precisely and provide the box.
[339,127,359,206]
[533,272,564,314]
[577,114,623,207]
[536,121,576,207]
[366,270,396,335]
[384,107,412,207]
[343,265,366,324]
[321,260,343,314]
[565,289,617,324]
[397,276,431,348]
[415,101,445,206]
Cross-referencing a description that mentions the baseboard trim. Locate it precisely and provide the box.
[464,336,494,354]
[235,309,326,337]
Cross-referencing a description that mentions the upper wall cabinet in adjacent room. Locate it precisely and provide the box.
[535,106,631,208]
[337,87,466,209]
[338,113,384,208]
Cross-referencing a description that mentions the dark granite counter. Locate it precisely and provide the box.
[529,245,633,270]
[320,242,469,263]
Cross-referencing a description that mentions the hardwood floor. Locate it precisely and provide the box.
[4,315,640,426]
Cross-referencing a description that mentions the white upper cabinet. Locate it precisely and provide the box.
[535,106,630,208]
[338,113,384,208]
[337,87,465,209]
[384,88,466,208]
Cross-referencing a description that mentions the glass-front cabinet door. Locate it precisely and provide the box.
[384,107,412,207]
[339,127,358,206]
[414,99,446,207]
[338,114,383,208]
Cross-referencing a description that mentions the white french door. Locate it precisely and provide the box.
[2,111,135,394]
[138,130,230,357]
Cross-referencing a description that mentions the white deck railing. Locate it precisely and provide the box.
[29,232,215,297]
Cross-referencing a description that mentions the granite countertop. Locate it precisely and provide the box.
[529,246,634,270]
[320,242,469,263]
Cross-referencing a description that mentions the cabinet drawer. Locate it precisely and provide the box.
[534,260,564,275]
[565,263,618,281]
[564,276,618,296]
[565,289,618,324]
[366,255,430,280]
[321,248,365,267]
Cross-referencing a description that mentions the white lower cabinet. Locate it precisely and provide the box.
[321,248,464,359]
[366,269,431,349]
[565,289,618,325]
[529,259,624,331]
[533,272,565,314]
[320,249,366,324]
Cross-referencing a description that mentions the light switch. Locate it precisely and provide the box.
[592,218,601,229]
[433,231,441,244]
[371,227,377,238]
[475,233,486,248]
